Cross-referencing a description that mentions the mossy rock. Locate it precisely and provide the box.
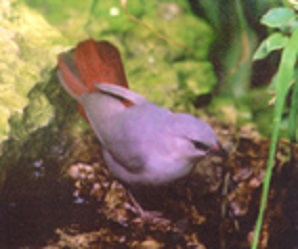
[0,0,68,189]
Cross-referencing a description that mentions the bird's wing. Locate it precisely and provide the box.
[95,83,147,106]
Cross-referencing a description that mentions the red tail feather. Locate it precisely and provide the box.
[58,39,129,99]
[74,39,128,91]
[57,38,130,118]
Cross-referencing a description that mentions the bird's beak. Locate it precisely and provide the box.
[210,143,228,158]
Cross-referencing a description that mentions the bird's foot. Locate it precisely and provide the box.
[125,192,170,224]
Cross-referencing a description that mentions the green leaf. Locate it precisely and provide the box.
[253,32,288,60]
[261,7,295,29]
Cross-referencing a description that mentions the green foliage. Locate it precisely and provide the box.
[253,33,288,60]
[192,0,279,98]
[192,0,298,134]
[261,7,296,29]
[252,6,298,249]
[253,7,298,60]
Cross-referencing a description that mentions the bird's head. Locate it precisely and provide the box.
[170,113,226,160]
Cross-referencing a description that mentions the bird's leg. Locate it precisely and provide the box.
[125,191,170,223]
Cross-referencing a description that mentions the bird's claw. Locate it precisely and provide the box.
[124,193,170,224]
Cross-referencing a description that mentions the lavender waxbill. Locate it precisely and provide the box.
[57,39,224,218]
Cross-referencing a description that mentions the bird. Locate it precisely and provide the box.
[57,39,224,219]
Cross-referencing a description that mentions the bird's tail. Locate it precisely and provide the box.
[57,39,128,100]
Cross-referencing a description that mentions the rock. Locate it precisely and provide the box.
[0,0,65,190]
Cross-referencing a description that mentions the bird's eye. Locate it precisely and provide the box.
[191,140,210,151]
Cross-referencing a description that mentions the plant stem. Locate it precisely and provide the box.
[251,28,298,249]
